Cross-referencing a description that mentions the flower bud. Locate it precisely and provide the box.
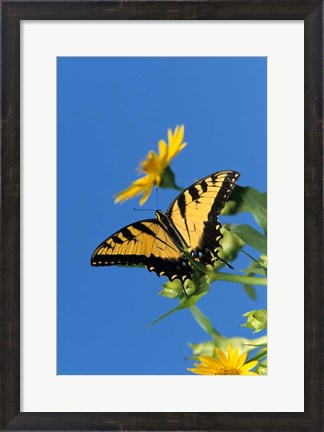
[241,309,267,333]
[257,360,267,375]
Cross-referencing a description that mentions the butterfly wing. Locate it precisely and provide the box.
[91,219,192,282]
[166,170,240,266]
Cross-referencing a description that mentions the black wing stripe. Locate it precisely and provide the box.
[120,227,136,241]
[200,180,208,193]
[208,177,237,220]
[176,192,192,242]
[135,222,157,238]
[188,185,200,201]
[177,193,186,219]
[113,236,123,244]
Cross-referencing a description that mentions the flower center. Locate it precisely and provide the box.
[216,368,240,375]
[140,152,162,175]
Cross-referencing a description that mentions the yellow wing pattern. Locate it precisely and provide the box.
[91,220,192,282]
[166,170,240,266]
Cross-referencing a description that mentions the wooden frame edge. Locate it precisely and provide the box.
[1,1,323,430]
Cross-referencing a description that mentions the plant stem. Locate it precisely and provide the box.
[190,305,223,340]
[211,272,267,286]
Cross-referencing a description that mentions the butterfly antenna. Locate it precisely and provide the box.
[218,256,234,270]
[215,250,234,269]
[133,208,155,212]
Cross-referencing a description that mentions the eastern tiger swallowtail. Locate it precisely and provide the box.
[91,170,240,286]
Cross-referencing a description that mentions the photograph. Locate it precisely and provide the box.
[57,56,267,375]
[2,1,323,429]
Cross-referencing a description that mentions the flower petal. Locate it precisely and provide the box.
[236,352,247,369]
[166,125,186,162]
[215,348,229,367]
[132,176,153,186]
[158,139,168,162]
[167,127,174,146]
[139,188,152,206]
[188,368,215,375]
[197,355,218,367]
[175,124,184,144]
[114,185,143,203]
[114,174,155,206]
[230,348,239,368]
[240,360,258,373]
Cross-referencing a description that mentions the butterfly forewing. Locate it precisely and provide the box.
[91,219,192,282]
[166,170,240,266]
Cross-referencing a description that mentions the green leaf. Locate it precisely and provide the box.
[145,304,184,327]
[248,345,268,363]
[240,187,267,233]
[222,185,249,215]
[146,292,208,327]
[227,224,267,255]
[243,284,257,300]
[241,265,266,276]
[190,306,221,340]
[160,166,181,189]
[223,186,267,233]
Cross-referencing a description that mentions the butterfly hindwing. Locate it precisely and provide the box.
[166,170,240,267]
[91,219,192,282]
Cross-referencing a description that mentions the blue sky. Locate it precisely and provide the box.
[57,57,267,374]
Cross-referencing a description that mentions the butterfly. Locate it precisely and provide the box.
[91,170,240,286]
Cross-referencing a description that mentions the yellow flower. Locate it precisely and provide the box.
[188,345,258,376]
[114,125,186,205]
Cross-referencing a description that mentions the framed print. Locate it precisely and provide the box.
[1,1,323,431]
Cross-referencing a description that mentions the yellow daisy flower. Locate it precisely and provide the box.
[114,125,186,205]
[188,344,258,376]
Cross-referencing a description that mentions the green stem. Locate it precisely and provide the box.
[249,351,268,363]
[243,335,267,347]
[190,305,223,340]
[211,272,267,286]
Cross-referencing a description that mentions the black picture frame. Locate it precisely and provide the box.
[1,1,323,431]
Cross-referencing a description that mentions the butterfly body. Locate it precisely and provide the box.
[155,210,189,250]
[91,170,240,284]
